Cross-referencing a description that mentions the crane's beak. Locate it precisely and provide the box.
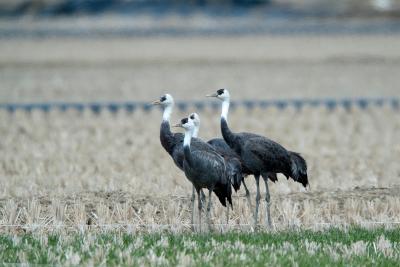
[151,100,161,105]
[206,93,218,98]
[172,123,183,128]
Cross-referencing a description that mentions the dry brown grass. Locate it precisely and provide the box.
[1,186,400,233]
[1,35,399,232]
[1,106,399,197]
[0,106,399,232]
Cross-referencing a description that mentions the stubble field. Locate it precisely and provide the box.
[1,35,400,265]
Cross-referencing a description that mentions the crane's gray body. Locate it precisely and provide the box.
[160,121,211,170]
[160,121,232,206]
[207,138,247,191]
[183,149,225,188]
[221,118,308,187]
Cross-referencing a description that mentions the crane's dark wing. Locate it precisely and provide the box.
[237,132,260,140]
[208,138,247,190]
[208,138,241,159]
[243,136,291,174]
[190,150,226,177]
[207,138,231,152]
[170,134,215,170]
[190,150,232,207]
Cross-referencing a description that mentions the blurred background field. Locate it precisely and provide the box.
[1,0,400,234]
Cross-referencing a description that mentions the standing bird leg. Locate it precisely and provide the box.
[190,186,196,231]
[197,189,202,233]
[263,176,272,229]
[226,206,229,229]
[207,189,213,231]
[200,189,206,210]
[242,179,252,212]
[253,174,261,229]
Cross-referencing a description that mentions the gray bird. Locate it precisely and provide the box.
[152,94,229,230]
[207,88,308,229]
[189,112,253,209]
[174,116,232,232]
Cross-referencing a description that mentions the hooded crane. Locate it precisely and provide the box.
[152,94,230,230]
[207,89,308,228]
[174,116,232,232]
[189,112,253,209]
[193,115,280,215]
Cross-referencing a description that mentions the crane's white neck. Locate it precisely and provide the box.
[221,99,230,121]
[192,124,199,138]
[183,128,194,147]
[162,104,173,122]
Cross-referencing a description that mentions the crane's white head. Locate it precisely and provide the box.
[173,117,196,147]
[152,94,174,121]
[189,112,200,138]
[206,88,230,101]
[206,88,231,120]
[173,117,195,131]
[152,94,174,106]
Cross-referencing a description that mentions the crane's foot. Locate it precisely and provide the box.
[245,193,253,212]
[253,212,259,232]
[190,205,195,232]
[206,198,213,232]
[253,195,261,231]
[265,201,273,231]
[253,174,261,232]
[198,218,202,233]
[226,207,229,227]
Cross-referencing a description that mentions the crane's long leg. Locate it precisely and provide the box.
[206,189,213,231]
[226,205,229,229]
[242,179,252,212]
[197,189,202,233]
[253,174,261,229]
[200,189,206,210]
[190,186,196,231]
[263,176,272,229]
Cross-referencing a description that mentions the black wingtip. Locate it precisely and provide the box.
[220,197,227,207]
[228,195,233,208]
[213,181,233,208]
[289,151,309,188]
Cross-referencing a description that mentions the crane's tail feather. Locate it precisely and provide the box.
[214,189,227,207]
[230,166,243,192]
[289,151,309,188]
[268,172,278,182]
[226,158,244,192]
[213,180,233,208]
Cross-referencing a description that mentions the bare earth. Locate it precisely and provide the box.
[1,185,400,233]
[1,35,400,232]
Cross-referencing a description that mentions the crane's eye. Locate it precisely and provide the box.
[190,114,195,119]
[181,118,188,124]
[160,95,167,102]
[217,89,224,95]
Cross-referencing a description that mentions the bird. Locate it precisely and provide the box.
[152,94,206,229]
[206,88,309,229]
[189,112,253,210]
[151,94,229,230]
[173,116,232,232]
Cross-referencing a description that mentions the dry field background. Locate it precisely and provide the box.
[1,35,400,232]
[2,36,400,102]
